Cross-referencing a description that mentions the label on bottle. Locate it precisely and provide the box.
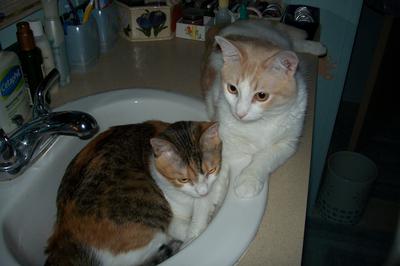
[0,66,23,97]
[0,65,32,133]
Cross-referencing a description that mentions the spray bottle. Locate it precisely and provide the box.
[41,0,70,86]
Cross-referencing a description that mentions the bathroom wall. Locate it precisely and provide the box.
[342,6,384,103]
[0,10,44,48]
[0,0,86,48]
[283,0,363,215]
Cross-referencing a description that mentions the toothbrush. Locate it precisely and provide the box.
[82,0,94,23]
[67,0,80,25]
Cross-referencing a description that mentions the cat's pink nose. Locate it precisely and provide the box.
[196,184,209,196]
[236,112,247,119]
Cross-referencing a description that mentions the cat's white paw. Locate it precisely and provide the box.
[314,43,327,57]
[234,173,264,198]
[181,236,196,250]
[186,226,202,241]
[185,233,199,245]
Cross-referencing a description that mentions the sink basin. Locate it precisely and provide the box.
[0,89,267,266]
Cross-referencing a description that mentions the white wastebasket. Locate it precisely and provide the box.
[317,151,378,225]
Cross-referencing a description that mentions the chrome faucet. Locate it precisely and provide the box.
[0,69,99,178]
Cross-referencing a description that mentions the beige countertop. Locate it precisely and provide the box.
[51,37,316,266]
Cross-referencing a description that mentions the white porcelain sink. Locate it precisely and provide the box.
[0,89,267,266]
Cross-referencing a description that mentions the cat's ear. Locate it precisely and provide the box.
[150,138,176,157]
[199,122,221,151]
[215,36,241,63]
[270,50,299,76]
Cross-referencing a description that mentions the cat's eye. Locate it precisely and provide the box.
[254,92,269,102]
[227,84,238,95]
[178,177,189,183]
[207,168,217,176]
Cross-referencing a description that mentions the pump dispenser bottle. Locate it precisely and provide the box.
[16,21,44,101]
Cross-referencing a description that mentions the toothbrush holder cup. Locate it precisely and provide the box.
[65,17,100,72]
[93,3,120,53]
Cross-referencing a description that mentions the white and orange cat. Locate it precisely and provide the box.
[201,20,317,200]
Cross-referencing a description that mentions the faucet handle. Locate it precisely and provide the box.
[0,129,18,171]
[33,68,60,118]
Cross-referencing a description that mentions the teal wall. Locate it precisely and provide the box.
[342,6,384,103]
[0,10,44,48]
[0,0,86,48]
[284,0,363,214]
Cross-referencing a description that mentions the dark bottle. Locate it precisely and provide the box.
[16,21,44,102]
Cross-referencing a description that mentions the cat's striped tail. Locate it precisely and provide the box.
[44,231,99,266]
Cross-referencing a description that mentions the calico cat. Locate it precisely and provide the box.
[201,19,309,199]
[45,120,221,266]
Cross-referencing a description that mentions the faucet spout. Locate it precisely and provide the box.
[47,111,98,139]
[13,111,99,141]
[0,69,99,177]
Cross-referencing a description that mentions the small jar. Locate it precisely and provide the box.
[181,8,204,25]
